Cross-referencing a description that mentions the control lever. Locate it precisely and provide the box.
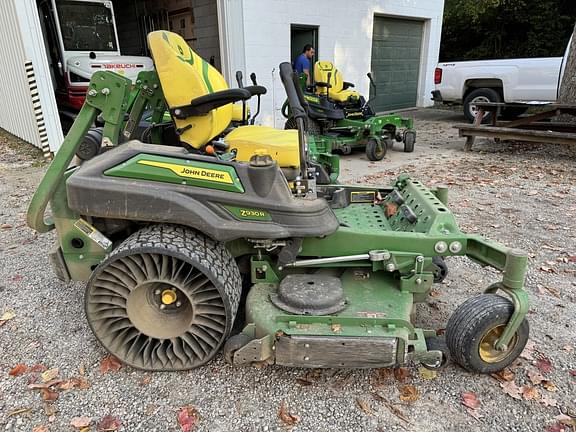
[235,70,247,125]
[250,73,261,125]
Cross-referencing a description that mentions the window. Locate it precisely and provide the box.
[57,1,118,52]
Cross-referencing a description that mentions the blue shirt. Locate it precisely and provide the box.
[294,54,310,74]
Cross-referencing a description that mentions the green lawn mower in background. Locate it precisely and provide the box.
[283,61,416,161]
[28,31,529,374]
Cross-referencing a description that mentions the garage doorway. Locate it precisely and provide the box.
[370,16,424,112]
[290,24,318,80]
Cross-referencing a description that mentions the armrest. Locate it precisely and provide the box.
[315,81,332,89]
[243,85,267,97]
[342,81,355,89]
[171,88,252,118]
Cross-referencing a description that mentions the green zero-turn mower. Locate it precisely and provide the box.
[28,31,530,373]
[283,61,416,161]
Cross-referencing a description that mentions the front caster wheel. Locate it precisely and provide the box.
[446,294,529,374]
[366,138,386,161]
[403,130,416,152]
[432,256,448,283]
[422,336,450,370]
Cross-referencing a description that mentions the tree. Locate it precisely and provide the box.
[558,24,576,103]
[440,0,576,61]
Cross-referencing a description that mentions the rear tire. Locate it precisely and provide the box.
[85,225,242,371]
[446,294,529,374]
[463,88,501,123]
[366,138,386,161]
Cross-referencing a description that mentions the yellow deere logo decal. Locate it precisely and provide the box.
[138,160,233,184]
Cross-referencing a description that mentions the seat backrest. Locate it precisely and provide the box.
[314,61,344,96]
[147,31,232,149]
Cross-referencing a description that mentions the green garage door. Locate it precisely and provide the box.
[370,17,424,112]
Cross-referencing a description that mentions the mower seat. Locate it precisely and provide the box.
[314,61,361,104]
[148,31,300,170]
[224,126,300,172]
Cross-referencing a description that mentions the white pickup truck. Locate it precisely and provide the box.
[432,44,571,122]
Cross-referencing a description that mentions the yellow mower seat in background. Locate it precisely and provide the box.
[231,104,250,123]
[314,61,361,103]
[148,31,300,170]
[224,126,300,169]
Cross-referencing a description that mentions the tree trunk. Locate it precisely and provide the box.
[558,24,576,104]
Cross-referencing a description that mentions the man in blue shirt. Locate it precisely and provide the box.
[294,44,315,86]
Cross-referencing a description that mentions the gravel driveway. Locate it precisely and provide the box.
[0,109,574,432]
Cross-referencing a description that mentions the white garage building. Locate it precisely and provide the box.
[0,0,445,153]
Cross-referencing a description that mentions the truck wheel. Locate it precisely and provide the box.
[446,294,529,374]
[85,224,242,371]
[463,88,501,123]
[366,138,386,161]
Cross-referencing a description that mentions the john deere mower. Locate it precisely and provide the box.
[28,31,529,373]
[283,61,416,161]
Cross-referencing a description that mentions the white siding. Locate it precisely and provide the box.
[221,0,444,127]
[0,0,62,153]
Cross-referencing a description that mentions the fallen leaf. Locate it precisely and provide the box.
[562,345,573,353]
[570,370,576,377]
[546,422,567,432]
[461,392,480,409]
[140,375,152,386]
[9,364,28,376]
[296,378,314,386]
[177,406,199,432]
[70,417,92,429]
[356,398,372,415]
[542,381,558,392]
[100,356,122,374]
[278,400,300,426]
[491,368,515,382]
[41,368,59,382]
[535,357,553,374]
[555,414,576,427]
[30,364,48,373]
[57,377,90,390]
[398,385,419,403]
[466,407,484,420]
[500,380,523,400]
[521,385,540,400]
[539,265,555,273]
[32,426,48,432]
[393,367,411,382]
[418,367,437,380]
[0,309,15,326]
[28,379,64,390]
[540,394,557,407]
[371,393,410,424]
[97,415,121,432]
[527,369,545,385]
[40,389,59,402]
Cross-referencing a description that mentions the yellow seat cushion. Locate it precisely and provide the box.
[224,126,300,168]
[148,31,232,149]
[314,60,361,103]
[231,103,249,123]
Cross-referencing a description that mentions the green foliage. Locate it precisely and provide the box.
[440,0,576,61]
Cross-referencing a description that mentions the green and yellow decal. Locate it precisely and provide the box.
[105,154,244,193]
[224,206,272,222]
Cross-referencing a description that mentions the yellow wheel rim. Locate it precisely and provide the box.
[478,325,517,363]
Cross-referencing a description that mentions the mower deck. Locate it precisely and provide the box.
[244,269,420,368]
